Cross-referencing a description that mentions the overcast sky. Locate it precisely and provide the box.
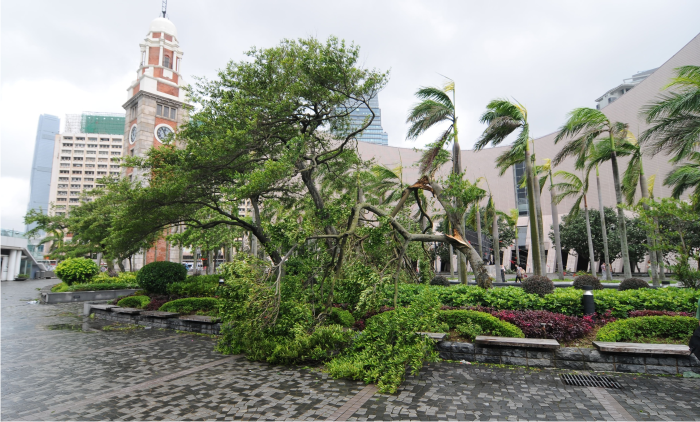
[2,0,699,230]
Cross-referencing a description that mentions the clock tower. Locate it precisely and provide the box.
[123,15,186,267]
[123,15,186,181]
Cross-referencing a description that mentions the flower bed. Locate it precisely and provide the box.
[596,315,698,342]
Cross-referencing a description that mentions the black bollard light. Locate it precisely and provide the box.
[582,285,595,319]
[218,277,225,288]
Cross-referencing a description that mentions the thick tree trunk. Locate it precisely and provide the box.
[524,150,542,276]
[610,151,632,278]
[638,171,659,286]
[452,137,468,285]
[492,212,501,282]
[532,165,547,273]
[550,192,564,279]
[595,171,613,280]
[583,196,597,277]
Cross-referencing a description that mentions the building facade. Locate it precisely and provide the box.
[595,68,657,110]
[349,95,389,145]
[122,16,187,269]
[26,114,60,231]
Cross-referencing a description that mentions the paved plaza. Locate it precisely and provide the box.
[2,279,700,421]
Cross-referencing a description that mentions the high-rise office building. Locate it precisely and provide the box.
[348,95,389,145]
[26,114,60,231]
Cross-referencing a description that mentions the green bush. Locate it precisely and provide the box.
[672,261,700,289]
[54,258,99,286]
[67,282,139,292]
[93,272,138,285]
[619,278,649,291]
[51,282,69,292]
[573,275,604,290]
[455,321,483,340]
[430,275,449,287]
[137,261,187,294]
[438,310,524,338]
[328,307,355,327]
[167,275,220,297]
[596,315,698,342]
[522,275,554,296]
[159,297,221,315]
[117,295,151,308]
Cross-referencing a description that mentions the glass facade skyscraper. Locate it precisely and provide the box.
[26,114,60,231]
[348,95,389,145]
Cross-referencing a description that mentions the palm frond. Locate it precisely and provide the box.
[664,152,700,199]
[406,100,454,139]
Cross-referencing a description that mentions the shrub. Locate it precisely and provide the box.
[93,272,138,285]
[167,275,219,297]
[117,295,151,308]
[491,309,595,342]
[51,283,69,293]
[628,310,694,318]
[137,261,187,294]
[522,275,554,296]
[573,275,604,290]
[159,297,221,315]
[455,321,483,340]
[596,315,698,342]
[328,307,355,328]
[54,258,99,286]
[672,261,700,289]
[67,282,139,292]
[430,275,450,287]
[619,278,649,291]
[438,310,524,338]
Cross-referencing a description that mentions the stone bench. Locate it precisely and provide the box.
[475,336,560,349]
[141,311,180,318]
[417,332,447,341]
[110,307,142,315]
[180,315,220,323]
[593,341,690,356]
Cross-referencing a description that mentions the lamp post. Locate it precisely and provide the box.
[582,285,595,318]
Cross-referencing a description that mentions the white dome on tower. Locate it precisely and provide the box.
[149,17,177,37]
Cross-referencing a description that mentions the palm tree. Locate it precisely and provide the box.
[406,80,468,284]
[554,108,632,279]
[507,208,521,268]
[552,170,597,277]
[647,176,667,282]
[640,66,700,164]
[475,99,546,276]
[664,152,700,207]
[537,159,565,279]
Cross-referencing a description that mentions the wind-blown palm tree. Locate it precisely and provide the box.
[640,66,700,164]
[406,80,468,283]
[475,99,546,276]
[554,108,632,279]
[537,159,565,279]
[553,170,597,277]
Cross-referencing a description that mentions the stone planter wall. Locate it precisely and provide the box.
[90,309,222,335]
[41,285,139,304]
[436,341,700,375]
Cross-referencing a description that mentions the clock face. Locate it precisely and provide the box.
[129,125,137,144]
[156,125,173,142]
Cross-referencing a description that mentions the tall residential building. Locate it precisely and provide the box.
[122,16,187,268]
[47,113,125,217]
[26,114,60,231]
[349,95,389,145]
[595,68,658,110]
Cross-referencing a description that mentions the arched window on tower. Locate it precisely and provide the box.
[163,55,171,69]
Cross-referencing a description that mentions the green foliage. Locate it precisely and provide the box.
[54,258,100,286]
[672,261,700,289]
[438,310,524,338]
[66,282,139,292]
[328,307,355,328]
[93,272,138,285]
[51,283,69,292]
[522,276,554,296]
[167,275,220,297]
[430,275,450,286]
[137,261,187,294]
[117,295,151,309]
[619,278,650,291]
[327,289,442,393]
[455,322,483,341]
[573,275,604,290]
[159,298,221,315]
[596,315,699,342]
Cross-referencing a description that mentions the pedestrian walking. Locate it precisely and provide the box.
[515,266,523,283]
[500,264,506,283]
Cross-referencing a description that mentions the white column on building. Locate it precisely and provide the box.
[1,255,8,281]
[159,45,164,67]
[7,250,18,280]
[16,253,24,277]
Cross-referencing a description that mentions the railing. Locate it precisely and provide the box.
[1,229,26,238]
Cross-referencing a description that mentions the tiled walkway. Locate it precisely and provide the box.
[2,279,699,421]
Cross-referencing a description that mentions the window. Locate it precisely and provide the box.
[59,170,69,174]
[87,144,97,148]
[88,137,97,141]
[75,143,85,147]
[84,178,94,181]
[97,171,107,175]
[57,198,67,202]
[96,184,105,188]
[98,158,108,162]
[111,152,121,156]
[55,205,66,210]
[57,191,67,196]
[100,137,110,142]
[69,198,80,203]
[57,184,68,188]
[85,171,95,175]
[70,184,81,188]
[130,104,137,120]
[58,177,69,181]
[98,164,107,169]
[99,151,108,155]
[71,177,82,181]
[74,152,84,156]
[163,55,171,69]
[110,165,120,169]
[85,164,95,168]
[156,104,176,120]
[76,137,85,140]
[72,171,82,174]
[100,145,110,149]
[130,149,135,156]
[70,191,80,196]
[62,143,73,147]
[63,136,73,140]
[60,157,71,161]
[73,163,82,167]
[83,185,93,189]
[110,171,120,176]
[112,145,122,148]
[61,149,71,154]
[55,212,65,215]
[86,157,95,162]
[113,138,122,143]
[87,151,96,155]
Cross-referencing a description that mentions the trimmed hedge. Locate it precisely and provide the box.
[117,295,151,309]
[55,258,99,286]
[573,275,604,290]
[137,261,187,295]
[167,275,220,297]
[522,276,554,296]
[596,315,698,342]
[437,310,524,338]
[66,282,139,292]
[619,278,649,291]
[159,297,221,315]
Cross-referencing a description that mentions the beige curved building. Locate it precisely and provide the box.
[356,33,700,274]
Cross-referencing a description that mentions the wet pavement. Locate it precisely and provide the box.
[2,279,700,421]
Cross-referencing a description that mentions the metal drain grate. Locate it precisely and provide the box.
[560,374,622,389]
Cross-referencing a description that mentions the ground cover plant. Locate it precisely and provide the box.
[159,297,221,316]
[117,295,151,308]
[167,275,220,297]
[596,316,698,342]
[437,310,523,338]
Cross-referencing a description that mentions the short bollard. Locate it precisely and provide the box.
[582,285,595,318]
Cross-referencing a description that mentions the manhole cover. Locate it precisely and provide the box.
[561,374,622,389]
